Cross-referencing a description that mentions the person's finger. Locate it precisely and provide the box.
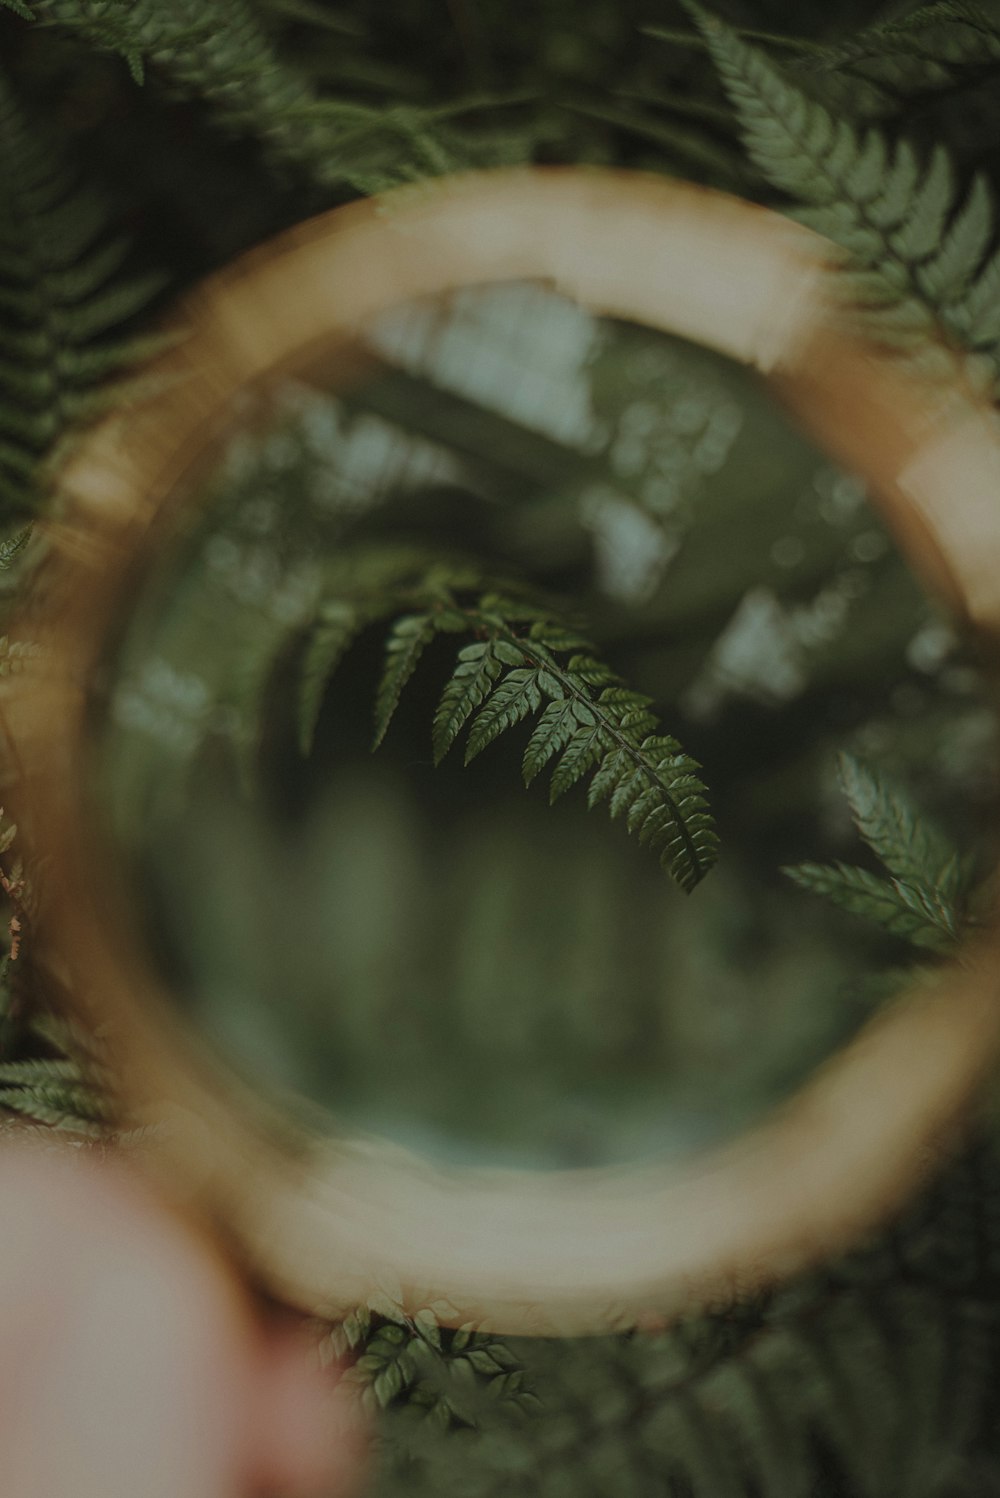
[249,1319,367,1496]
[0,1143,364,1498]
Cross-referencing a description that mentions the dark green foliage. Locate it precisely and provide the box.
[783,858,961,953]
[683,3,1000,387]
[0,1054,109,1132]
[292,551,468,757]
[0,68,164,520]
[0,980,113,1134]
[783,754,969,954]
[17,0,531,193]
[3,1,1000,1494]
[333,1310,540,1432]
[0,526,31,571]
[306,573,718,893]
[796,2,1000,107]
[836,752,962,899]
[347,1136,1000,1496]
[297,599,367,753]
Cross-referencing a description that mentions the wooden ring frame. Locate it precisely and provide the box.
[8,168,1000,1336]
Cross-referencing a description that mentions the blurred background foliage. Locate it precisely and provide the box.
[2,0,1000,1493]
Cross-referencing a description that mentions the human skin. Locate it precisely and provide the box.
[0,1143,365,1498]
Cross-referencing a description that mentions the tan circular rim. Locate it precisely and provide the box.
[8,167,1000,1336]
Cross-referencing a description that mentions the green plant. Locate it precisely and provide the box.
[1,2,1000,1495]
[0,67,163,524]
[296,564,717,892]
[784,752,969,954]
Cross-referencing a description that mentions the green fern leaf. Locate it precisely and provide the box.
[0,1079,108,1130]
[64,269,167,341]
[431,641,504,765]
[47,233,133,302]
[305,578,722,894]
[783,861,959,952]
[464,667,544,763]
[26,0,484,192]
[597,685,657,739]
[526,621,593,654]
[521,698,580,787]
[53,328,181,384]
[373,612,437,749]
[0,71,163,518]
[645,1392,749,1498]
[837,754,962,901]
[491,637,531,668]
[548,719,607,802]
[867,141,922,232]
[800,2,1000,80]
[690,7,1000,377]
[298,600,362,754]
[0,1057,83,1085]
[587,745,632,811]
[563,653,618,689]
[958,238,1000,329]
[917,172,993,302]
[892,145,953,262]
[844,130,887,205]
[583,735,716,892]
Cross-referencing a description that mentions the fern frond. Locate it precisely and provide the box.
[837,754,962,901]
[782,861,959,952]
[373,612,440,749]
[464,667,546,763]
[24,0,511,192]
[297,600,364,755]
[689,6,1000,384]
[296,556,718,893]
[0,1009,111,1134]
[18,0,148,82]
[423,598,717,893]
[335,1306,538,1429]
[0,70,163,519]
[800,2,1000,82]
[0,1056,82,1084]
[0,526,30,571]
[0,1080,107,1132]
[521,698,590,789]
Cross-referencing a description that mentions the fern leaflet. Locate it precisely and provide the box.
[431,641,504,765]
[373,613,440,748]
[464,665,545,762]
[686,4,1000,388]
[783,861,960,953]
[836,753,962,901]
[783,755,968,953]
[373,594,480,749]
[799,2,1000,81]
[298,600,364,755]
